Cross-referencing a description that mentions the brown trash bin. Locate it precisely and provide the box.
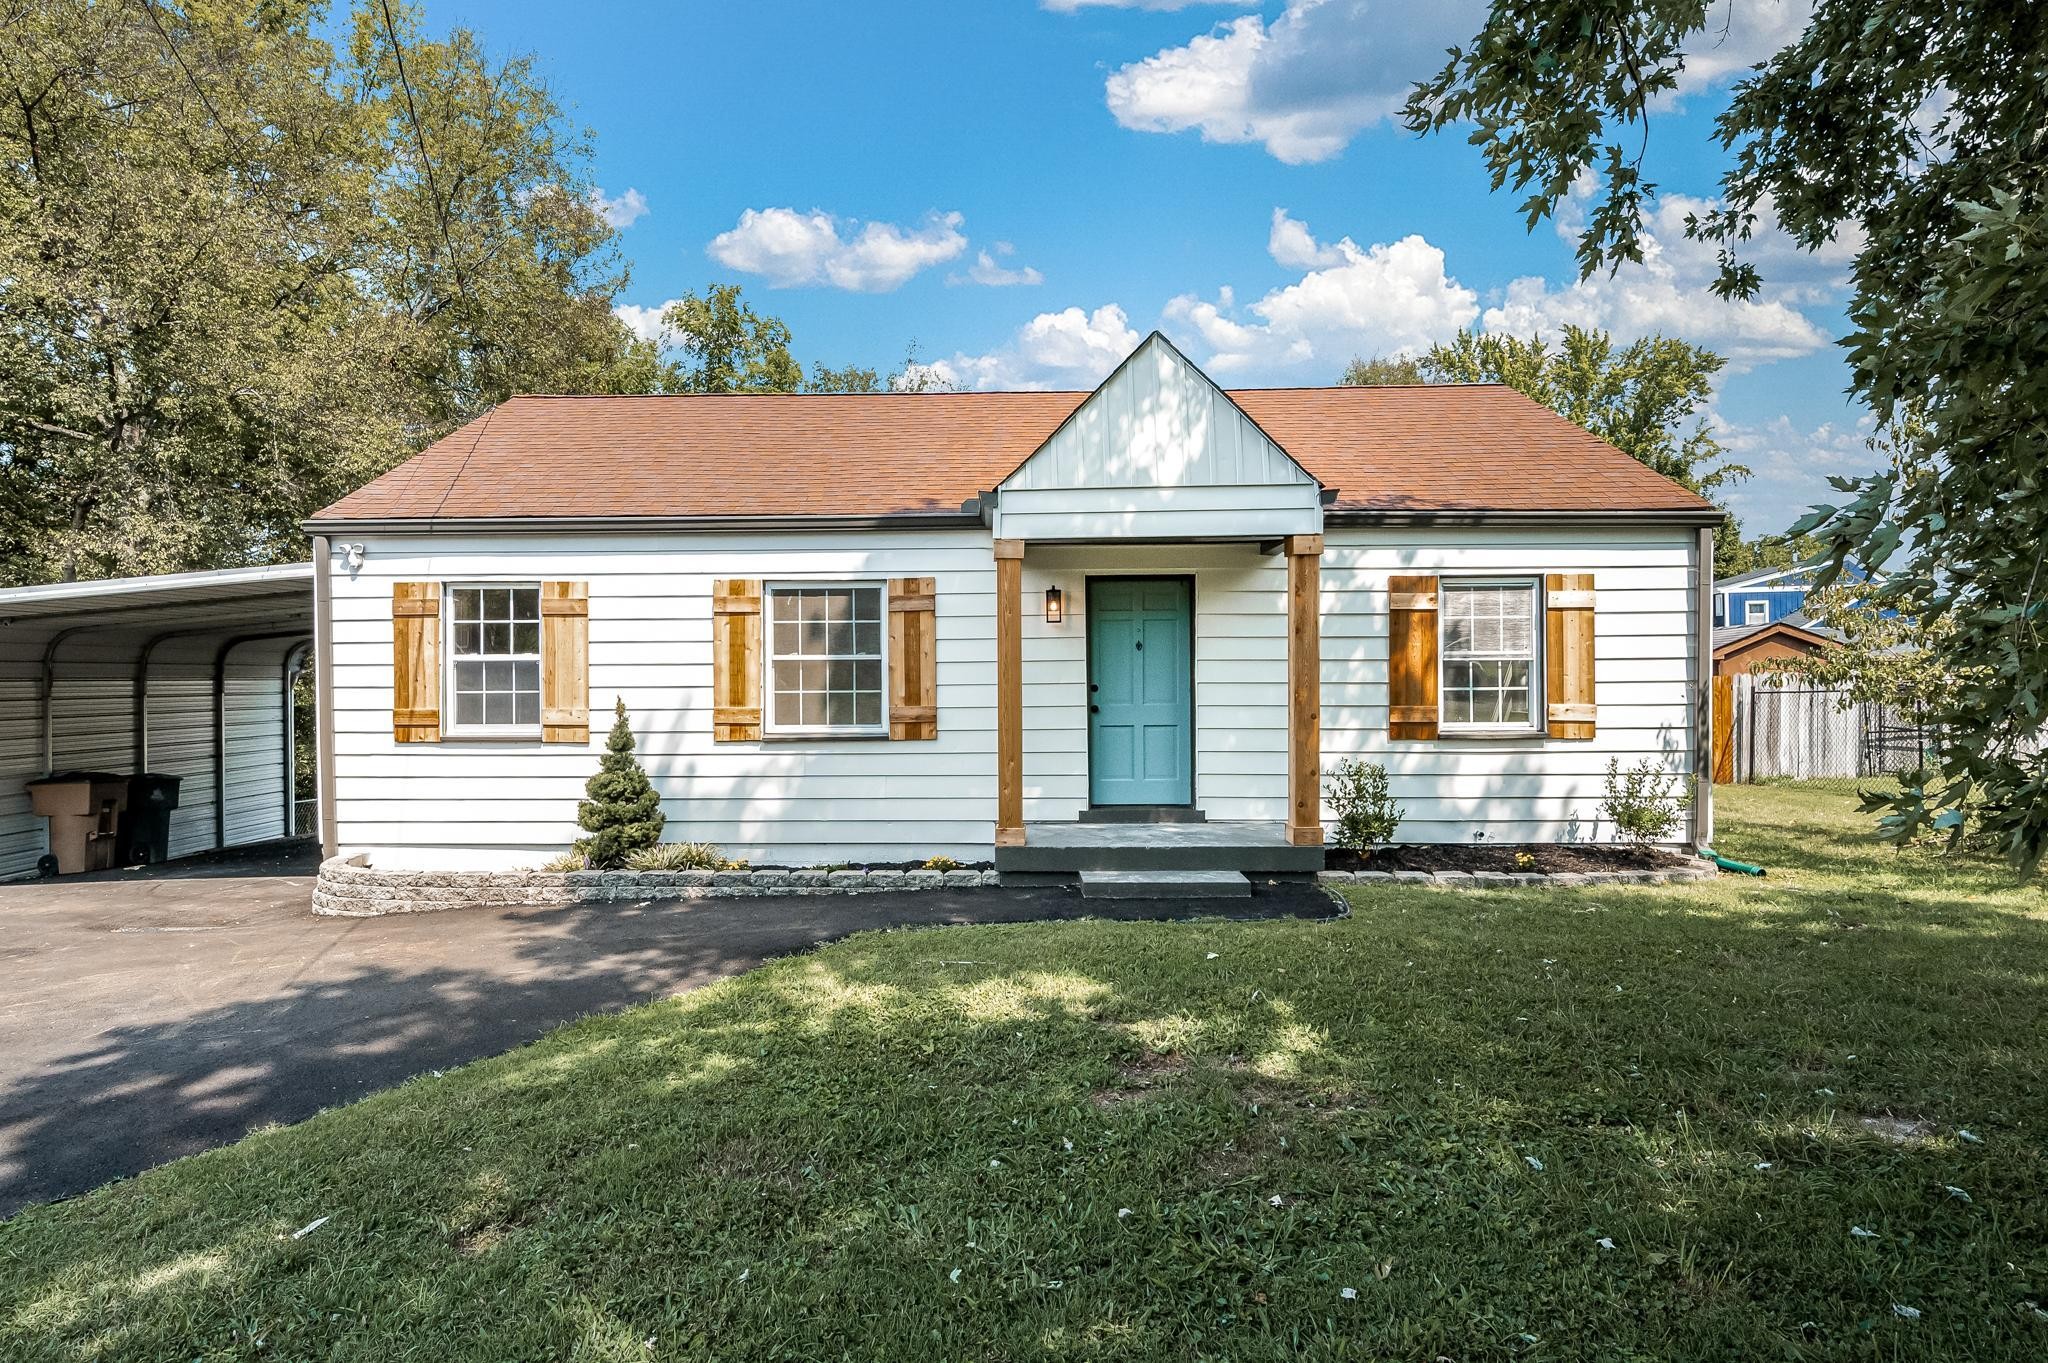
[26,772,130,875]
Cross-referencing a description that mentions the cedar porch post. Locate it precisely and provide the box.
[994,539,1026,847]
[1285,534,1324,847]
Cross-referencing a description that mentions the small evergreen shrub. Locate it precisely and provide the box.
[1324,758,1403,853]
[575,699,665,869]
[625,842,728,872]
[1600,758,1693,844]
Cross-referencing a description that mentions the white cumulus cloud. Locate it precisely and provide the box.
[612,301,677,346]
[1477,185,1845,369]
[588,186,648,229]
[1164,212,1478,374]
[919,304,1141,390]
[1109,0,1812,164]
[950,243,1045,288]
[1044,0,1251,9]
[706,208,968,292]
[1713,409,1877,534]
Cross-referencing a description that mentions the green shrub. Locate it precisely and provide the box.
[1600,758,1693,844]
[1323,758,1403,852]
[625,842,728,872]
[537,850,584,873]
[575,699,665,869]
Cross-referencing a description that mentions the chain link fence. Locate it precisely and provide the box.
[1716,675,1939,791]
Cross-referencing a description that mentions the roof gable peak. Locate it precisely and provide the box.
[997,332,1317,495]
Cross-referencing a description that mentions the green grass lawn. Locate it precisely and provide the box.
[4,786,2045,1361]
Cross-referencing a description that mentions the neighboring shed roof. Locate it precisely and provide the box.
[1712,620,1838,658]
[312,383,1719,526]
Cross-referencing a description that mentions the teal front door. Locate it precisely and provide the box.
[1088,578,1193,806]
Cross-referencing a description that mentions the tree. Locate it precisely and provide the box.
[575,699,665,869]
[658,285,803,394]
[1339,355,1426,385]
[1422,327,1744,500]
[1404,3,2048,869]
[806,362,882,394]
[0,0,644,585]
[1759,585,1971,713]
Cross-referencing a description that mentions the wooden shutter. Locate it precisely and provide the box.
[1545,572,1597,738]
[540,581,589,743]
[1387,574,1439,740]
[711,579,761,741]
[392,582,441,743]
[888,577,938,740]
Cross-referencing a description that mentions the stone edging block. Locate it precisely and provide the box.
[1316,859,1717,890]
[313,855,1002,917]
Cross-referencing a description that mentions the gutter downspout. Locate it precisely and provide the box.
[312,535,337,860]
[1694,524,1716,849]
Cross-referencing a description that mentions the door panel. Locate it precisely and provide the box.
[1088,578,1192,805]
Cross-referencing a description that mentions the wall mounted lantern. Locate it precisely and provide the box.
[1044,586,1064,624]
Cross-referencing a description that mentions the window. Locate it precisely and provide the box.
[1439,579,1541,732]
[1743,598,1769,624]
[765,582,886,734]
[447,585,541,731]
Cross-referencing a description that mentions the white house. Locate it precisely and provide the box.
[305,334,1719,875]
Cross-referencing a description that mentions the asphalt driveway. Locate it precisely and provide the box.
[0,845,1336,1218]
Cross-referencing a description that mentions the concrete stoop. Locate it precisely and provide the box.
[1079,869,1252,900]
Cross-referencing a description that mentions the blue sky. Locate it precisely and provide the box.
[408,0,1871,537]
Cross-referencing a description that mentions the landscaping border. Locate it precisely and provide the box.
[1316,861,1717,889]
[312,855,1000,916]
[314,854,1720,916]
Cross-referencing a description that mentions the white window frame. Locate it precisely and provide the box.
[1437,576,1545,737]
[1743,598,1770,625]
[442,581,545,738]
[761,579,890,738]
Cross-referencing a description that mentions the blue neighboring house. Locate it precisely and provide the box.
[1712,561,1873,629]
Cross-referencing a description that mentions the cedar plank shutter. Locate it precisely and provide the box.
[540,581,589,743]
[1387,574,1439,739]
[711,579,761,741]
[888,577,938,740]
[1545,572,1597,738]
[392,582,441,743]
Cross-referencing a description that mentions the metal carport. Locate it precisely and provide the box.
[0,564,313,879]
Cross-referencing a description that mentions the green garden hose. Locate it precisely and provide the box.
[1698,846,1766,876]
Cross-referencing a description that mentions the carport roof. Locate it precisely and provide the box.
[0,563,311,633]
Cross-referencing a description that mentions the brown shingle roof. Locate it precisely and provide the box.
[313,385,1717,523]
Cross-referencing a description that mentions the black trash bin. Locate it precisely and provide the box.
[122,773,182,866]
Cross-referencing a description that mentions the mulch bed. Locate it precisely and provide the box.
[1325,843,1691,874]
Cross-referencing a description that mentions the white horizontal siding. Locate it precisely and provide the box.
[325,522,1701,868]
[329,530,1004,868]
[1318,525,1702,845]
[1019,542,1287,823]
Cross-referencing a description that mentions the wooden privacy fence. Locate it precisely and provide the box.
[1713,675,1937,783]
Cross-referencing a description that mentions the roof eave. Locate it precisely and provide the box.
[301,510,989,535]
[1325,506,1725,528]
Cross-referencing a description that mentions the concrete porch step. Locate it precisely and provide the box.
[1078,869,1251,900]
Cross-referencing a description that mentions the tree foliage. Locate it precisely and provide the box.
[0,0,647,584]
[1404,1,2048,869]
[656,285,804,394]
[575,699,664,869]
[1757,584,1971,713]
[1339,355,1426,386]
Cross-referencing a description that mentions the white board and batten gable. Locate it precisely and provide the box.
[989,332,1324,542]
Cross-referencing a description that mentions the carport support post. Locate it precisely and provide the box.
[1285,534,1324,848]
[994,539,1025,847]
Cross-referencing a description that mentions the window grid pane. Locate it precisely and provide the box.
[768,585,886,730]
[1441,583,1537,729]
[449,585,542,728]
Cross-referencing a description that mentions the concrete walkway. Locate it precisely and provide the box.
[0,847,1335,1217]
